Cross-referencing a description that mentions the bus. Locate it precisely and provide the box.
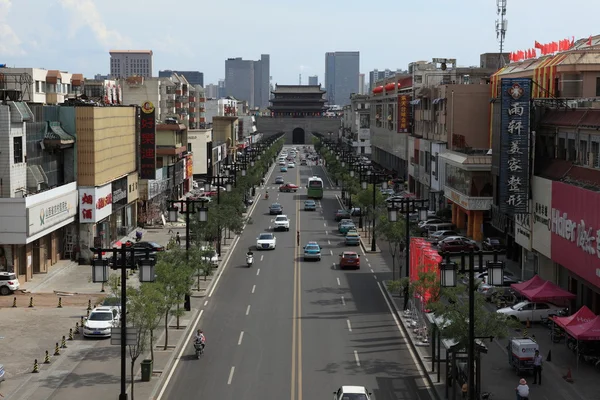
[307,176,324,199]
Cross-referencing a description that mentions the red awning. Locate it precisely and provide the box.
[511,275,545,293]
[553,306,596,329]
[565,316,600,341]
[520,281,576,302]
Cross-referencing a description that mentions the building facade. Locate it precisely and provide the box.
[205,98,237,124]
[225,55,270,109]
[268,85,326,117]
[0,67,83,104]
[341,94,371,155]
[159,70,204,86]
[109,50,153,78]
[308,75,318,86]
[325,52,360,106]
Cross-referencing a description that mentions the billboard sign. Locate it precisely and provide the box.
[139,101,156,179]
[397,95,411,133]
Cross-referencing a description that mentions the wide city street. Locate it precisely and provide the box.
[158,146,434,400]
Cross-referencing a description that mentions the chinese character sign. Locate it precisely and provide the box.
[499,78,531,215]
[140,101,156,180]
[397,95,411,133]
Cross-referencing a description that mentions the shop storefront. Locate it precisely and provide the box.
[78,182,113,263]
[111,175,137,238]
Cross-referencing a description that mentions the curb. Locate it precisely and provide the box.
[380,280,440,400]
[359,236,381,253]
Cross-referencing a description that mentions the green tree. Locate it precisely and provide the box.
[379,218,407,279]
[155,249,194,348]
[354,185,386,241]
[185,247,215,290]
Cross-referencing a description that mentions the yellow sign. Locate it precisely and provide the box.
[141,101,155,114]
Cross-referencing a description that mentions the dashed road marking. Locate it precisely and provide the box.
[336,277,341,286]
[246,305,251,315]
[252,285,256,293]
[347,319,352,332]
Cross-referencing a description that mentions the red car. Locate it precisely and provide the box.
[339,251,360,270]
[279,183,299,192]
[439,237,479,252]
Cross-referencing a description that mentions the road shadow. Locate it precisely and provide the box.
[39,371,120,389]
[305,286,350,295]
[309,298,346,307]
[373,376,435,400]
[67,344,118,362]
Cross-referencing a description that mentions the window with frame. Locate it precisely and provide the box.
[13,137,23,164]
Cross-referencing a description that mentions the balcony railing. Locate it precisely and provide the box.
[189,96,196,102]
[176,96,189,103]
[176,108,188,115]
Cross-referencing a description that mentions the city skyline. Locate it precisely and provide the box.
[1,0,599,87]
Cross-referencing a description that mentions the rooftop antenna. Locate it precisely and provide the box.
[495,0,508,68]
[299,73,302,85]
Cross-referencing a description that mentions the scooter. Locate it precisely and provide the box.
[194,341,205,359]
[246,253,254,267]
[135,230,143,242]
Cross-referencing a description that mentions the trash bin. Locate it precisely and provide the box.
[140,359,153,382]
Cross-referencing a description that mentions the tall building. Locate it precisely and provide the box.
[308,75,318,85]
[159,70,204,87]
[324,51,359,106]
[205,83,218,99]
[358,73,365,94]
[225,55,270,108]
[218,79,226,98]
[109,50,153,78]
[368,69,401,91]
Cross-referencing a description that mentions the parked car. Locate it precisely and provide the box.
[339,251,360,269]
[497,301,565,322]
[429,230,460,244]
[256,233,277,250]
[418,218,445,228]
[279,183,299,192]
[200,245,219,266]
[482,237,505,251]
[345,231,361,246]
[439,237,480,252]
[335,209,351,221]
[269,203,283,215]
[0,272,20,295]
[83,307,120,338]
[273,215,290,231]
[304,200,317,211]
[303,242,322,261]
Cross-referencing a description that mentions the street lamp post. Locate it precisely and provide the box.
[166,198,209,256]
[90,247,156,400]
[360,169,388,252]
[204,175,235,256]
[387,198,429,283]
[439,250,505,400]
[352,163,368,229]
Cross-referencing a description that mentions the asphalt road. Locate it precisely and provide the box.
[159,146,435,400]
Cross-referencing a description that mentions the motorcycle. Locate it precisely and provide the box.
[246,253,254,267]
[264,193,269,200]
[135,230,143,242]
[194,341,205,358]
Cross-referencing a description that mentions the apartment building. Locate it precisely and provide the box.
[0,67,83,104]
[109,50,153,78]
[82,79,122,104]
[341,94,371,156]
[205,98,238,124]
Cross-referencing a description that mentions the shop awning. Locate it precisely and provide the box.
[520,281,576,302]
[552,306,596,329]
[410,99,421,105]
[432,98,445,105]
[511,275,545,293]
[565,316,600,341]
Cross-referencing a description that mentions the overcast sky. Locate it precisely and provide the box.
[1,0,598,86]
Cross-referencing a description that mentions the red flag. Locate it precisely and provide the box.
[534,41,542,49]
[559,40,565,51]
[542,43,549,55]
[587,35,593,46]
[570,36,575,48]
[508,52,513,62]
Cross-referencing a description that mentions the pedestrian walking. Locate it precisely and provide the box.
[516,378,530,400]
[176,232,181,246]
[532,349,543,384]
[297,231,300,247]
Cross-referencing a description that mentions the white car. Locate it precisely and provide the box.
[288,162,295,168]
[496,301,564,322]
[256,233,277,250]
[273,215,290,231]
[83,307,120,338]
[0,272,20,295]
[333,385,372,400]
[200,245,219,265]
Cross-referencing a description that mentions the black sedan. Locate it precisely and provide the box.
[269,203,283,215]
[482,237,504,251]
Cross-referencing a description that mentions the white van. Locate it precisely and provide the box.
[421,222,455,236]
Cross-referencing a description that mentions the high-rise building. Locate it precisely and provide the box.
[205,83,218,99]
[324,51,360,106]
[368,69,402,91]
[158,70,204,86]
[109,50,153,78]
[308,75,318,86]
[218,79,226,98]
[358,73,365,95]
[225,55,270,108]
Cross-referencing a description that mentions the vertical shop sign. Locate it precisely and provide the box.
[397,95,411,133]
[499,78,531,215]
[140,101,156,179]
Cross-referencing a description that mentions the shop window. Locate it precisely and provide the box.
[13,137,23,164]
[567,138,576,161]
[596,77,600,97]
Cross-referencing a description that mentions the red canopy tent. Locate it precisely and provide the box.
[565,316,600,341]
[520,281,576,302]
[552,306,596,329]
[511,275,545,294]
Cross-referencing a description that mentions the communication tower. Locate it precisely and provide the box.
[496,0,508,68]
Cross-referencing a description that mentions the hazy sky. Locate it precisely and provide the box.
[1,0,598,86]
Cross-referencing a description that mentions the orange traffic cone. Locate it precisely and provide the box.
[563,367,574,383]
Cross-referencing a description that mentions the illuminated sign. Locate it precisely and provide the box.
[140,101,156,179]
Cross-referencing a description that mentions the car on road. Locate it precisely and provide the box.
[335,209,352,221]
[300,159,307,166]
[288,162,295,168]
[279,160,286,166]
[275,176,285,184]
[339,251,360,269]
[333,385,372,400]
[497,301,565,322]
[304,200,317,211]
[339,220,356,234]
[345,231,361,246]
[482,237,504,251]
[439,237,480,252]
[279,183,299,192]
[0,272,20,295]
[303,241,322,261]
[256,233,277,250]
[83,307,120,338]
[110,241,165,267]
[273,215,290,231]
[280,166,288,172]
[269,203,283,215]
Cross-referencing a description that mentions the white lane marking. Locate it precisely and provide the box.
[373,275,378,280]
[368,263,371,268]
[328,240,331,245]
[238,331,244,345]
[324,222,327,227]
[377,281,434,395]
[354,350,361,366]
[252,284,256,293]
[366,258,369,263]
[336,277,341,286]
[341,296,346,306]
[204,300,208,306]
[325,230,329,235]
[370,268,374,273]
[268,226,272,230]
[260,255,264,261]
[322,216,325,220]
[332,262,336,269]
[227,366,235,385]
[347,319,353,332]
[330,250,333,256]
[360,245,365,256]
[155,309,204,399]
[256,268,260,276]
[246,305,251,315]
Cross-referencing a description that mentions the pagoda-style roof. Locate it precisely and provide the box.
[271,84,326,95]
[268,105,326,111]
[270,97,326,103]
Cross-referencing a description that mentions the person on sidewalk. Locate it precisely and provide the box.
[176,232,181,246]
[516,378,529,400]
[532,349,543,384]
